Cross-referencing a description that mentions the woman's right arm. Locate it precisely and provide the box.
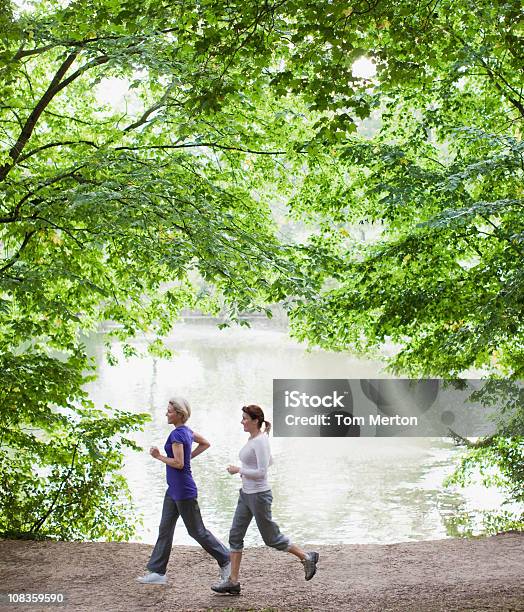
[150,444,184,469]
[191,431,210,459]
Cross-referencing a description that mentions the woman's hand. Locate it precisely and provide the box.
[227,464,240,475]
[150,446,161,459]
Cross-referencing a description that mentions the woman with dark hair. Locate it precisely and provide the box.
[136,397,231,585]
[211,404,319,595]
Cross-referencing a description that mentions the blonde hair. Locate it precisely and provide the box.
[168,397,191,423]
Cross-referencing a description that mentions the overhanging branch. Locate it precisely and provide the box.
[114,142,286,155]
[17,140,100,163]
[0,230,37,275]
[0,50,80,182]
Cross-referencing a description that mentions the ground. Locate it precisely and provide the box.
[1,532,523,611]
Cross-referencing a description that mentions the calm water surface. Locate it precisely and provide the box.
[85,321,504,546]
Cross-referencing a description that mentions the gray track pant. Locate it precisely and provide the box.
[229,488,291,552]
[147,491,230,575]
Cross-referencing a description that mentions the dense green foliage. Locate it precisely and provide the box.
[445,436,524,535]
[1,0,522,538]
[0,0,315,539]
[283,0,524,528]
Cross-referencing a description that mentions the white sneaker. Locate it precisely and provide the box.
[136,572,167,584]
[218,561,231,583]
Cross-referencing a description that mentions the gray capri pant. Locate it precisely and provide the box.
[229,488,291,552]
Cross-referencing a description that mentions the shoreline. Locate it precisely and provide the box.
[1,532,523,611]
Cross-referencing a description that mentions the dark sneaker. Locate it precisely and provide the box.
[211,578,241,595]
[302,551,319,581]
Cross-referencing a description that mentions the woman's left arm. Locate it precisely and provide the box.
[191,431,210,459]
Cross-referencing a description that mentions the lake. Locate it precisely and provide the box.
[85,320,505,546]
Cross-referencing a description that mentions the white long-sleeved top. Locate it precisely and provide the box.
[239,433,273,493]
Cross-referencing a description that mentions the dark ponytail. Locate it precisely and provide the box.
[242,405,271,435]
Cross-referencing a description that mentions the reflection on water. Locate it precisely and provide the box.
[84,321,505,545]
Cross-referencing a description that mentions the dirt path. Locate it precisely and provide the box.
[1,532,523,611]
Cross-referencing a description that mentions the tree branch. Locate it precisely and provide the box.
[478,213,524,257]
[17,140,100,164]
[2,164,88,225]
[30,216,87,247]
[12,44,56,61]
[30,443,79,533]
[0,50,80,182]
[449,429,497,448]
[446,28,524,120]
[0,230,37,275]
[477,58,524,119]
[10,28,180,63]
[53,54,109,92]
[124,92,171,132]
[0,106,25,130]
[114,142,286,155]
[43,109,94,125]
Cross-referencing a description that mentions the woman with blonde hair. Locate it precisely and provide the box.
[137,397,230,585]
[211,404,318,595]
